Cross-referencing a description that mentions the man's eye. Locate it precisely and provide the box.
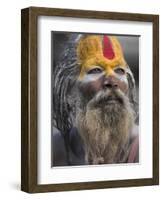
[87,68,103,74]
[114,67,125,75]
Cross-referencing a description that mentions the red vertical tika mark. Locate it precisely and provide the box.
[103,36,115,60]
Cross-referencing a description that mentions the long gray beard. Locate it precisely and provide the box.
[75,89,135,165]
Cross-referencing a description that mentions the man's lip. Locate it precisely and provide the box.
[107,99,118,103]
[106,97,119,103]
[98,95,120,104]
[107,96,117,100]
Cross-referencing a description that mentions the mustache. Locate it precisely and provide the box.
[88,89,127,108]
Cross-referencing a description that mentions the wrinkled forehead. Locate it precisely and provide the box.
[76,35,127,79]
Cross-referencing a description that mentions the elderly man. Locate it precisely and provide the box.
[52,34,139,166]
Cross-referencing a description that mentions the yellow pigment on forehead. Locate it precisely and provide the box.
[77,35,127,79]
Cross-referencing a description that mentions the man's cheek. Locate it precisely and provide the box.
[117,76,129,94]
[77,73,129,98]
[78,75,103,98]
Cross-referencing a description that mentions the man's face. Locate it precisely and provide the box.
[78,64,129,105]
[76,35,130,106]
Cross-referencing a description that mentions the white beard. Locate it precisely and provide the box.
[75,90,134,164]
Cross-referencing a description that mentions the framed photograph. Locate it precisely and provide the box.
[21,7,159,193]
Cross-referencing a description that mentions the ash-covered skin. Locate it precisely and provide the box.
[77,65,129,103]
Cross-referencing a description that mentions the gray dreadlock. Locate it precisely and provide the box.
[52,34,81,136]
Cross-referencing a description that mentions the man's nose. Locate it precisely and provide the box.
[103,75,119,89]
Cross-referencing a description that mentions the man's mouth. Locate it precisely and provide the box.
[98,95,122,105]
[87,89,125,108]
